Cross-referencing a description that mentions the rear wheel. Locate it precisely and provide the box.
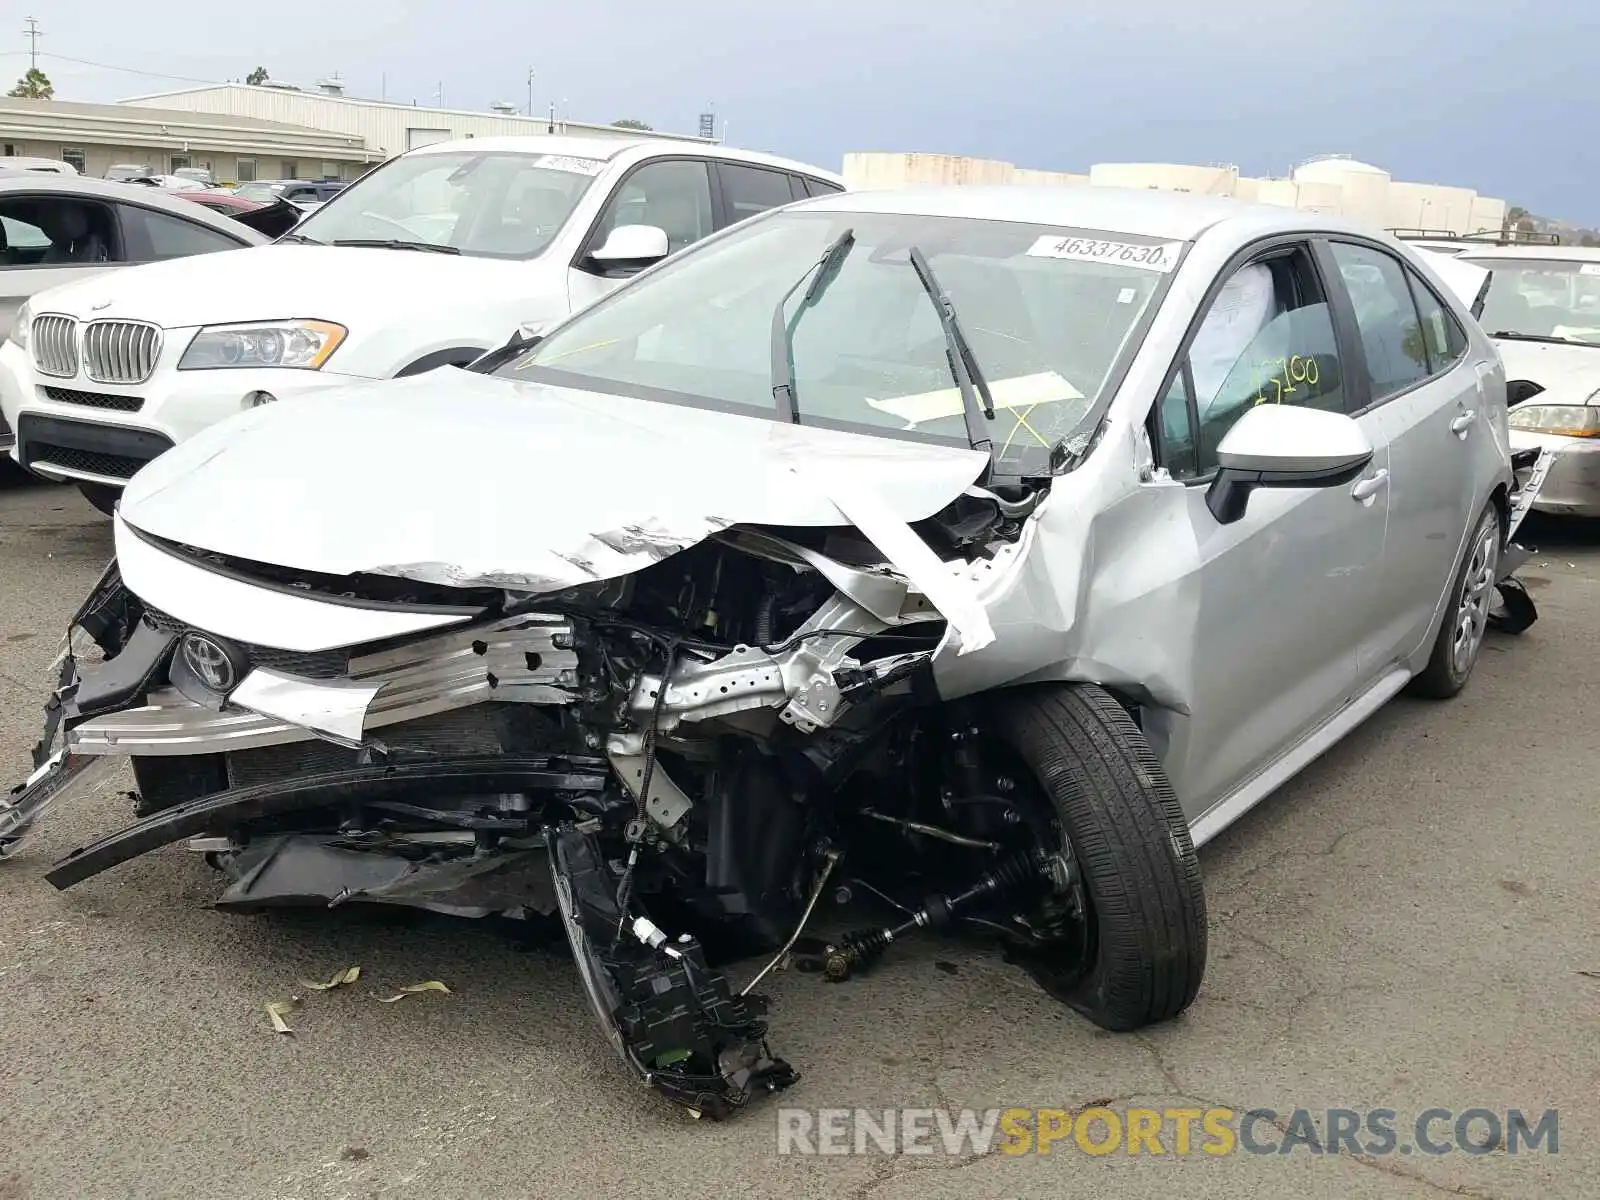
[76,482,120,517]
[992,683,1206,1031]
[1408,501,1500,699]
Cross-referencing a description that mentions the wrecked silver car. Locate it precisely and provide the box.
[3,187,1540,1118]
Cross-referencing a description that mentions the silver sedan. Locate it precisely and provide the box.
[3,185,1528,1117]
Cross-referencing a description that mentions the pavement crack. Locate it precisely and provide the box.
[1129,1035,1507,1200]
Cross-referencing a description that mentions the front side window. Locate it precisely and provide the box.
[1465,257,1600,346]
[506,210,1176,477]
[1330,242,1430,401]
[588,160,714,257]
[294,150,605,259]
[1161,248,1347,478]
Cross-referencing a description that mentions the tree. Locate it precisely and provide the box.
[7,68,53,99]
[246,66,270,86]
[612,118,652,131]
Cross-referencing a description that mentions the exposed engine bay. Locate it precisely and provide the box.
[1,493,1112,1119]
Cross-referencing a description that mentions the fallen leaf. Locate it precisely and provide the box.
[378,980,452,1004]
[266,999,300,1034]
[299,965,362,991]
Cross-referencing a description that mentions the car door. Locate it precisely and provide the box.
[567,158,715,314]
[0,195,124,338]
[1323,239,1483,665]
[1146,238,1393,817]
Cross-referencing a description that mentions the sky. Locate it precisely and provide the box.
[13,0,1600,223]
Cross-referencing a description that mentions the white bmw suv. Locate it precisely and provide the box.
[0,135,843,512]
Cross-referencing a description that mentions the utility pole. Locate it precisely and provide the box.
[22,16,41,70]
[526,67,534,117]
[547,100,555,134]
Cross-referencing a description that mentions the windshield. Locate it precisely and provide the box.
[293,150,605,259]
[1466,257,1600,345]
[498,209,1177,475]
[234,182,284,203]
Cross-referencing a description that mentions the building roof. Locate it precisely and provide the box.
[120,83,717,144]
[0,95,370,158]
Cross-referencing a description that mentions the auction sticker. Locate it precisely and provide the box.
[1026,235,1183,272]
[534,154,606,176]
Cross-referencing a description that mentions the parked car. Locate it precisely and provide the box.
[0,156,79,176]
[173,167,216,186]
[1449,244,1600,516]
[0,186,1535,1119]
[0,135,845,513]
[171,190,265,217]
[232,179,346,207]
[104,164,153,183]
[0,175,272,466]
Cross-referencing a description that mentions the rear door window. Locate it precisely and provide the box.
[716,163,800,226]
[1328,242,1431,401]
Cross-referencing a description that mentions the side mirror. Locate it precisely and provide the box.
[586,223,669,273]
[1206,404,1374,526]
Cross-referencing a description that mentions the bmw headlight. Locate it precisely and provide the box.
[178,319,346,371]
[1507,404,1600,438]
[7,300,30,350]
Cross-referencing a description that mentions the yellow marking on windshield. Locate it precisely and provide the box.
[999,403,1054,454]
[521,337,625,367]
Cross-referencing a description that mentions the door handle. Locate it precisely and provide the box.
[1351,468,1389,503]
[1450,409,1477,437]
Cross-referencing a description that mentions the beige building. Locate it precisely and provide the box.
[120,83,714,164]
[843,151,1508,236]
[0,95,376,182]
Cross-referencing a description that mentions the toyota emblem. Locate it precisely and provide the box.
[179,632,241,693]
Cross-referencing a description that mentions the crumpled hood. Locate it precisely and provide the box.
[1495,339,1600,404]
[119,371,991,591]
[33,244,539,331]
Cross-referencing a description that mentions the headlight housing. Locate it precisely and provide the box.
[8,301,31,351]
[1507,404,1600,438]
[178,320,346,371]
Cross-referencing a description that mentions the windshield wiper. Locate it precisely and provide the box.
[1491,330,1584,344]
[906,244,995,454]
[277,232,322,245]
[331,238,461,255]
[769,228,854,422]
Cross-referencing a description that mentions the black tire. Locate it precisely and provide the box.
[1407,501,1500,699]
[76,482,120,516]
[992,683,1206,1031]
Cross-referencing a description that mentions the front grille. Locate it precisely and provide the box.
[83,321,161,385]
[42,386,145,413]
[27,444,146,480]
[143,604,351,679]
[30,313,78,377]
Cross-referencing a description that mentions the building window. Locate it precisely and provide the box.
[61,147,87,172]
[170,155,191,171]
[2,143,14,156]
[280,160,297,179]
[321,161,337,179]
[236,158,256,182]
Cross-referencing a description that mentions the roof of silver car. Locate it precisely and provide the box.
[1454,244,1600,263]
[801,184,1378,242]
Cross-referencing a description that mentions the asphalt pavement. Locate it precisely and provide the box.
[1,469,1596,1200]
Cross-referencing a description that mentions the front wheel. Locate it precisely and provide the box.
[1408,501,1500,699]
[992,683,1207,1031]
[76,482,120,517]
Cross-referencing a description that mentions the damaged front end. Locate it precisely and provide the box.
[2,485,1053,1116]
